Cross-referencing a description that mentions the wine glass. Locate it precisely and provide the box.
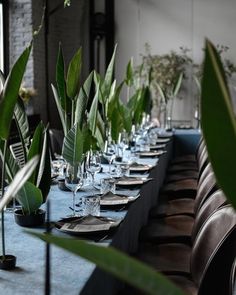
[118,131,129,159]
[103,144,116,176]
[64,163,83,216]
[85,150,101,188]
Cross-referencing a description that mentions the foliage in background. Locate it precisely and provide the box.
[136,43,192,108]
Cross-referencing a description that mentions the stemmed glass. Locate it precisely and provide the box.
[103,144,116,177]
[64,163,83,216]
[85,150,101,188]
[118,131,129,159]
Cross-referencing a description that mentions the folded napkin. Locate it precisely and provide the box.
[138,150,166,157]
[59,215,121,233]
[129,162,152,171]
[100,191,129,205]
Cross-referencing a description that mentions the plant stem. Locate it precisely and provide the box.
[1,139,7,257]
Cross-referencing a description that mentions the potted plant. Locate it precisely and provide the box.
[13,121,51,227]
[0,43,38,269]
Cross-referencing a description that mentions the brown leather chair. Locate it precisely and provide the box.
[124,204,235,295]
[137,189,227,269]
[150,163,213,218]
[139,173,218,244]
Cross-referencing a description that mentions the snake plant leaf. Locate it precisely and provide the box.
[201,39,236,209]
[94,71,105,105]
[103,44,117,95]
[28,233,185,295]
[0,155,39,212]
[156,83,166,104]
[37,130,51,202]
[95,111,106,151]
[119,102,132,134]
[74,71,93,128]
[88,83,99,136]
[66,47,82,99]
[27,122,44,184]
[173,72,183,97]
[142,86,152,115]
[62,122,84,165]
[0,44,32,140]
[82,124,98,153]
[125,58,134,87]
[56,43,67,111]
[13,98,30,160]
[51,84,68,135]
[16,181,43,215]
[0,140,19,182]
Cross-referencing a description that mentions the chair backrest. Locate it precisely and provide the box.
[190,205,236,294]
[198,162,212,188]
[9,142,25,168]
[194,172,218,214]
[229,257,236,295]
[191,189,227,242]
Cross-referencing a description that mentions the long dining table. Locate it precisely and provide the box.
[0,129,200,295]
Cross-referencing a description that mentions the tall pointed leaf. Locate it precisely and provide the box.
[201,39,236,209]
[125,58,134,86]
[62,122,84,165]
[37,130,51,202]
[56,43,67,111]
[13,99,30,162]
[28,233,185,295]
[104,44,117,92]
[0,156,39,212]
[74,72,94,128]
[88,84,99,136]
[66,47,82,99]
[0,140,19,182]
[173,72,183,97]
[51,84,67,135]
[27,122,44,184]
[0,44,32,139]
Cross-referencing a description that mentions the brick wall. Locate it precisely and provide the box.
[8,0,89,127]
[9,0,33,88]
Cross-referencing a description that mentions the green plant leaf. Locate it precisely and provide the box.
[0,44,32,139]
[66,47,82,99]
[74,71,94,128]
[16,181,43,214]
[125,58,134,86]
[104,44,117,94]
[56,43,67,111]
[51,84,68,135]
[27,122,44,184]
[62,122,84,165]
[173,72,183,97]
[156,83,166,103]
[201,39,236,209]
[13,99,30,160]
[0,155,39,212]
[37,129,51,202]
[28,233,185,295]
[95,111,106,150]
[88,83,99,136]
[0,140,19,182]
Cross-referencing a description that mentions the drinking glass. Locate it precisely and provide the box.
[118,131,129,159]
[103,146,116,176]
[85,150,101,187]
[64,163,83,216]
